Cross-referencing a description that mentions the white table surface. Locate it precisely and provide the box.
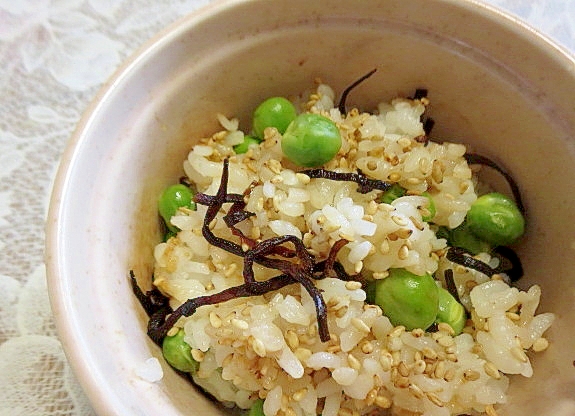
[1,0,573,414]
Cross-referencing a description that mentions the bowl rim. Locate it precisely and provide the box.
[45,0,575,414]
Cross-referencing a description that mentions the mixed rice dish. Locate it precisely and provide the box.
[133,77,555,416]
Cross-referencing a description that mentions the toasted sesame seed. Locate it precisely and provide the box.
[375,395,392,409]
[394,375,410,388]
[166,327,179,337]
[413,359,426,374]
[291,388,307,402]
[191,349,205,362]
[409,383,425,399]
[511,346,529,363]
[209,311,222,328]
[437,335,455,348]
[398,361,410,377]
[434,360,446,379]
[392,215,408,226]
[285,330,299,350]
[294,347,312,362]
[354,261,364,273]
[231,318,249,330]
[379,240,390,254]
[484,361,501,379]
[505,311,521,321]
[295,173,310,184]
[437,322,455,336]
[360,340,374,354]
[379,353,392,372]
[411,328,425,338]
[389,325,406,338]
[443,367,456,382]
[345,280,363,290]
[485,405,499,416]
[347,354,361,371]
[422,347,438,360]
[532,337,549,352]
[351,317,371,333]
[426,392,444,407]
[398,244,409,260]
[463,369,481,381]
[372,271,389,279]
[365,388,378,406]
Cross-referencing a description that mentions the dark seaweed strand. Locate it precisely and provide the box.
[464,153,525,214]
[300,168,392,194]
[493,246,524,282]
[444,269,462,304]
[412,89,428,100]
[143,159,353,343]
[130,270,171,317]
[446,247,498,277]
[337,68,378,114]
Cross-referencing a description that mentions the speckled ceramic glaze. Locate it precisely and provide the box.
[46,0,575,414]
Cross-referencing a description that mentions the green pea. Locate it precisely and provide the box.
[438,223,492,255]
[253,97,297,139]
[281,113,341,167]
[162,328,199,373]
[233,135,262,154]
[371,268,439,330]
[248,399,265,416]
[379,183,406,204]
[435,287,466,335]
[420,192,436,222]
[466,192,525,246]
[158,184,196,232]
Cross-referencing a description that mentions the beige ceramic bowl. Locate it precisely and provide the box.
[46,0,575,414]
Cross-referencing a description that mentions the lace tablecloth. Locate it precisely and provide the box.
[0,0,573,414]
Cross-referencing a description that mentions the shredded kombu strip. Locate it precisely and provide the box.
[464,153,525,214]
[300,168,392,193]
[337,68,377,114]
[446,246,524,281]
[135,159,365,345]
[443,269,461,304]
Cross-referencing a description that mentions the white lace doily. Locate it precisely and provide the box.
[0,0,573,414]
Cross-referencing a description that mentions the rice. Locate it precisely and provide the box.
[151,83,554,416]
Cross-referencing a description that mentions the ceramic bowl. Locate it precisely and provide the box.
[46,0,575,414]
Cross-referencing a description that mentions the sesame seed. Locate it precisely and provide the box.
[413,359,426,374]
[511,346,529,363]
[532,337,549,352]
[437,335,455,348]
[294,347,312,362]
[291,388,308,402]
[394,375,410,388]
[443,368,456,382]
[191,349,205,362]
[388,172,401,182]
[351,317,371,333]
[231,318,249,330]
[391,215,408,226]
[360,340,374,354]
[398,244,409,260]
[434,361,446,379]
[354,261,364,273]
[345,281,363,290]
[485,405,499,416]
[209,311,222,328]
[295,173,310,184]
[426,392,444,407]
[373,271,389,279]
[422,347,438,360]
[365,388,378,406]
[347,354,362,371]
[409,383,425,399]
[484,361,501,379]
[285,330,299,350]
[398,361,410,377]
[375,395,392,409]
[463,369,481,381]
[437,322,455,336]
[505,311,521,321]
[166,327,179,337]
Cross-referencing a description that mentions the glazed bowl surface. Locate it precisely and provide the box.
[46,0,575,414]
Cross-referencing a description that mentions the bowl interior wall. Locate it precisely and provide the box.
[52,1,575,414]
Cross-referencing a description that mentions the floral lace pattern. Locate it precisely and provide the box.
[0,0,573,414]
